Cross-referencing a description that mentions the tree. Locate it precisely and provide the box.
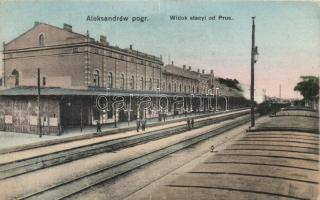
[218,78,242,91]
[294,76,319,103]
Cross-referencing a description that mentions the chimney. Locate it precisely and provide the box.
[129,44,133,50]
[34,21,40,27]
[100,35,107,45]
[188,66,191,71]
[63,23,72,32]
[202,69,205,74]
[183,65,186,70]
[197,69,200,73]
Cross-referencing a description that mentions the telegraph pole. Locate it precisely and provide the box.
[250,17,258,127]
[37,68,42,137]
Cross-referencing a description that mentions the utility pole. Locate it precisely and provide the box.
[250,17,258,127]
[37,68,42,137]
[80,102,83,132]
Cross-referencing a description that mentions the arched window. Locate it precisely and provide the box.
[149,78,152,90]
[12,69,19,86]
[39,34,44,47]
[93,70,100,87]
[168,83,171,92]
[140,77,144,90]
[108,72,113,88]
[120,74,125,89]
[130,76,135,89]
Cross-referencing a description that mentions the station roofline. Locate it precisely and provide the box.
[0,86,221,98]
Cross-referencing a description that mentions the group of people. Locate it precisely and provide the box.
[158,113,167,122]
[96,116,193,134]
[136,118,147,132]
[187,118,194,129]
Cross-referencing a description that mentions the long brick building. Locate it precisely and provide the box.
[0,22,249,135]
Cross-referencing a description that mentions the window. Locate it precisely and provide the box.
[11,69,19,86]
[179,84,182,92]
[174,83,177,92]
[130,76,135,89]
[162,82,165,91]
[168,83,171,92]
[106,52,112,57]
[93,48,98,54]
[120,74,125,89]
[156,79,160,89]
[192,86,195,93]
[149,78,152,90]
[42,77,46,86]
[140,77,144,90]
[108,72,113,88]
[39,34,44,47]
[93,70,100,87]
[184,86,186,93]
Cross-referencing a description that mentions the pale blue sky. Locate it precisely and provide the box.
[0,0,319,98]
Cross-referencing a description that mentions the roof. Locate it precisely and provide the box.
[163,64,201,80]
[0,87,208,98]
[5,22,162,64]
[4,22,87,48]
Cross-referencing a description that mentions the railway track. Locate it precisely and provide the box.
[0,110,249,180]
[18,114,251,200]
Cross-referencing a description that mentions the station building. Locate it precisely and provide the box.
[0,22,249,135]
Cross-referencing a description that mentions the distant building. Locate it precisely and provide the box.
[0,22,249,135]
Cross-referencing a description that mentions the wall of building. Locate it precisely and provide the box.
[87,46,162,92]
[4,48,86,88]
[2,22,232,97]
[0,96,61,134]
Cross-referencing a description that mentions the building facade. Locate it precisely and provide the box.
[0,22,249,135]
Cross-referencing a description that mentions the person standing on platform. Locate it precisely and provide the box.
[96,120,102,133]
[142,118,146,131]
[136,118,140,132]
[191,118,194,128]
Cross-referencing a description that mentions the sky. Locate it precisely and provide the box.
[0,0,319,99]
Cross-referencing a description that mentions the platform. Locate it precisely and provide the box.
[148,109,319,200]
[0,109,249,154]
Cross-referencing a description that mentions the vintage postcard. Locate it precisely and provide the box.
[0,0,319,200]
